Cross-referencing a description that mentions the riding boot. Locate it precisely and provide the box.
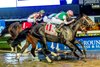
[56,23,64,36]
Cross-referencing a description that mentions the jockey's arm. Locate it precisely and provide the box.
[36,18,42,21]
[29,13,35,18]
[64,19,75,25]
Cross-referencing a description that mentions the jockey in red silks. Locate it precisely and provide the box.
[22,10,45,30]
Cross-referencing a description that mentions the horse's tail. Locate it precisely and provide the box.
[11,28,30,47]
[0,26,9,37]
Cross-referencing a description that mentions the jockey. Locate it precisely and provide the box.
[44,10,75,31]
[27,10,45,25]
[51,10,75,25]
[43,13,57,23]
[44,10,75,25]
[53,10,75,39]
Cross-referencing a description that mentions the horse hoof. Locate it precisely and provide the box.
[16,53,21,59]
[46,56,52,63]
[51,56,55,60]
[48,60,53,63]
[33,57,40,61]
[64,55,68,59]
[56,56,61,60]
[51,52,57,56]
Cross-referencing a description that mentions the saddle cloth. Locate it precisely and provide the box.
[22,22,32,30]
[45,23,57,36]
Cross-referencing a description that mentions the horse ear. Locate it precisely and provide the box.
[77,13,86,19]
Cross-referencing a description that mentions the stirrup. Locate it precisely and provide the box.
[56,29,61,33]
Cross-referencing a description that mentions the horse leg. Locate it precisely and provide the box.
[27,33,40,56]
[17,43,22,50]
[40,40,56,62]
[74,40,86,59]
[39,38,53,63]
[41,37,57,56]
[65,40,80,59]
[20,40,30,53]
[16,40,30,60]
[7,37,15,52]
[10,46,14,52]
[27,34,41,61]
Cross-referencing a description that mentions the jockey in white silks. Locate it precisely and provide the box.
[43,10,75,38]
[43,13,57,23]
[43,10,75,25]
[27,10,45,24]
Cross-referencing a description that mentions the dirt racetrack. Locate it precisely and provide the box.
[0,59,100,67]
[0,51,100,67]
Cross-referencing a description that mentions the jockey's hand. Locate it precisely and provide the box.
[64,19,75,25]
[36,18,42,21]
[72,19,75,22]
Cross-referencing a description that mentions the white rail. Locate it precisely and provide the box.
[4,30,100,37]
[2,19,27,22]
[77,30,100,34]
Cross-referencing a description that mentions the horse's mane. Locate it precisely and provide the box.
[6,22,21,29]
[70,14,82,29]
[75,14,83,21]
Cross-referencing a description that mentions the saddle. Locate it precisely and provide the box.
[22,22,32,30]
[45,23,59,36]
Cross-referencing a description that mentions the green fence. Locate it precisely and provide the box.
[0,37,10,50]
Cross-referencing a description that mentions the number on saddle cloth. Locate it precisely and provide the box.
[22,22,32,30]
[45,23,58,36]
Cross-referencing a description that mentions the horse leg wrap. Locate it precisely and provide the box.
[16,53,22,59]
[46,56,52,63]
[11,47,14,52]
[51,52,57,56]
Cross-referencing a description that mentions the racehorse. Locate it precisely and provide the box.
[11,14,95,62]
[0,22,33,52]
[0,22,23,52]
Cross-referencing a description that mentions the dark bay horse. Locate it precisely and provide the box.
[0,22,33,52]
[11,14,95,62]
[0,22,23,52]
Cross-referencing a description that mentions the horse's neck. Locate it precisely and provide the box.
[73,18,82,34]
[69,22,75,29]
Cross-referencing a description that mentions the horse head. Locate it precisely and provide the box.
[78,14,95,33]
[81,14,95,26]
